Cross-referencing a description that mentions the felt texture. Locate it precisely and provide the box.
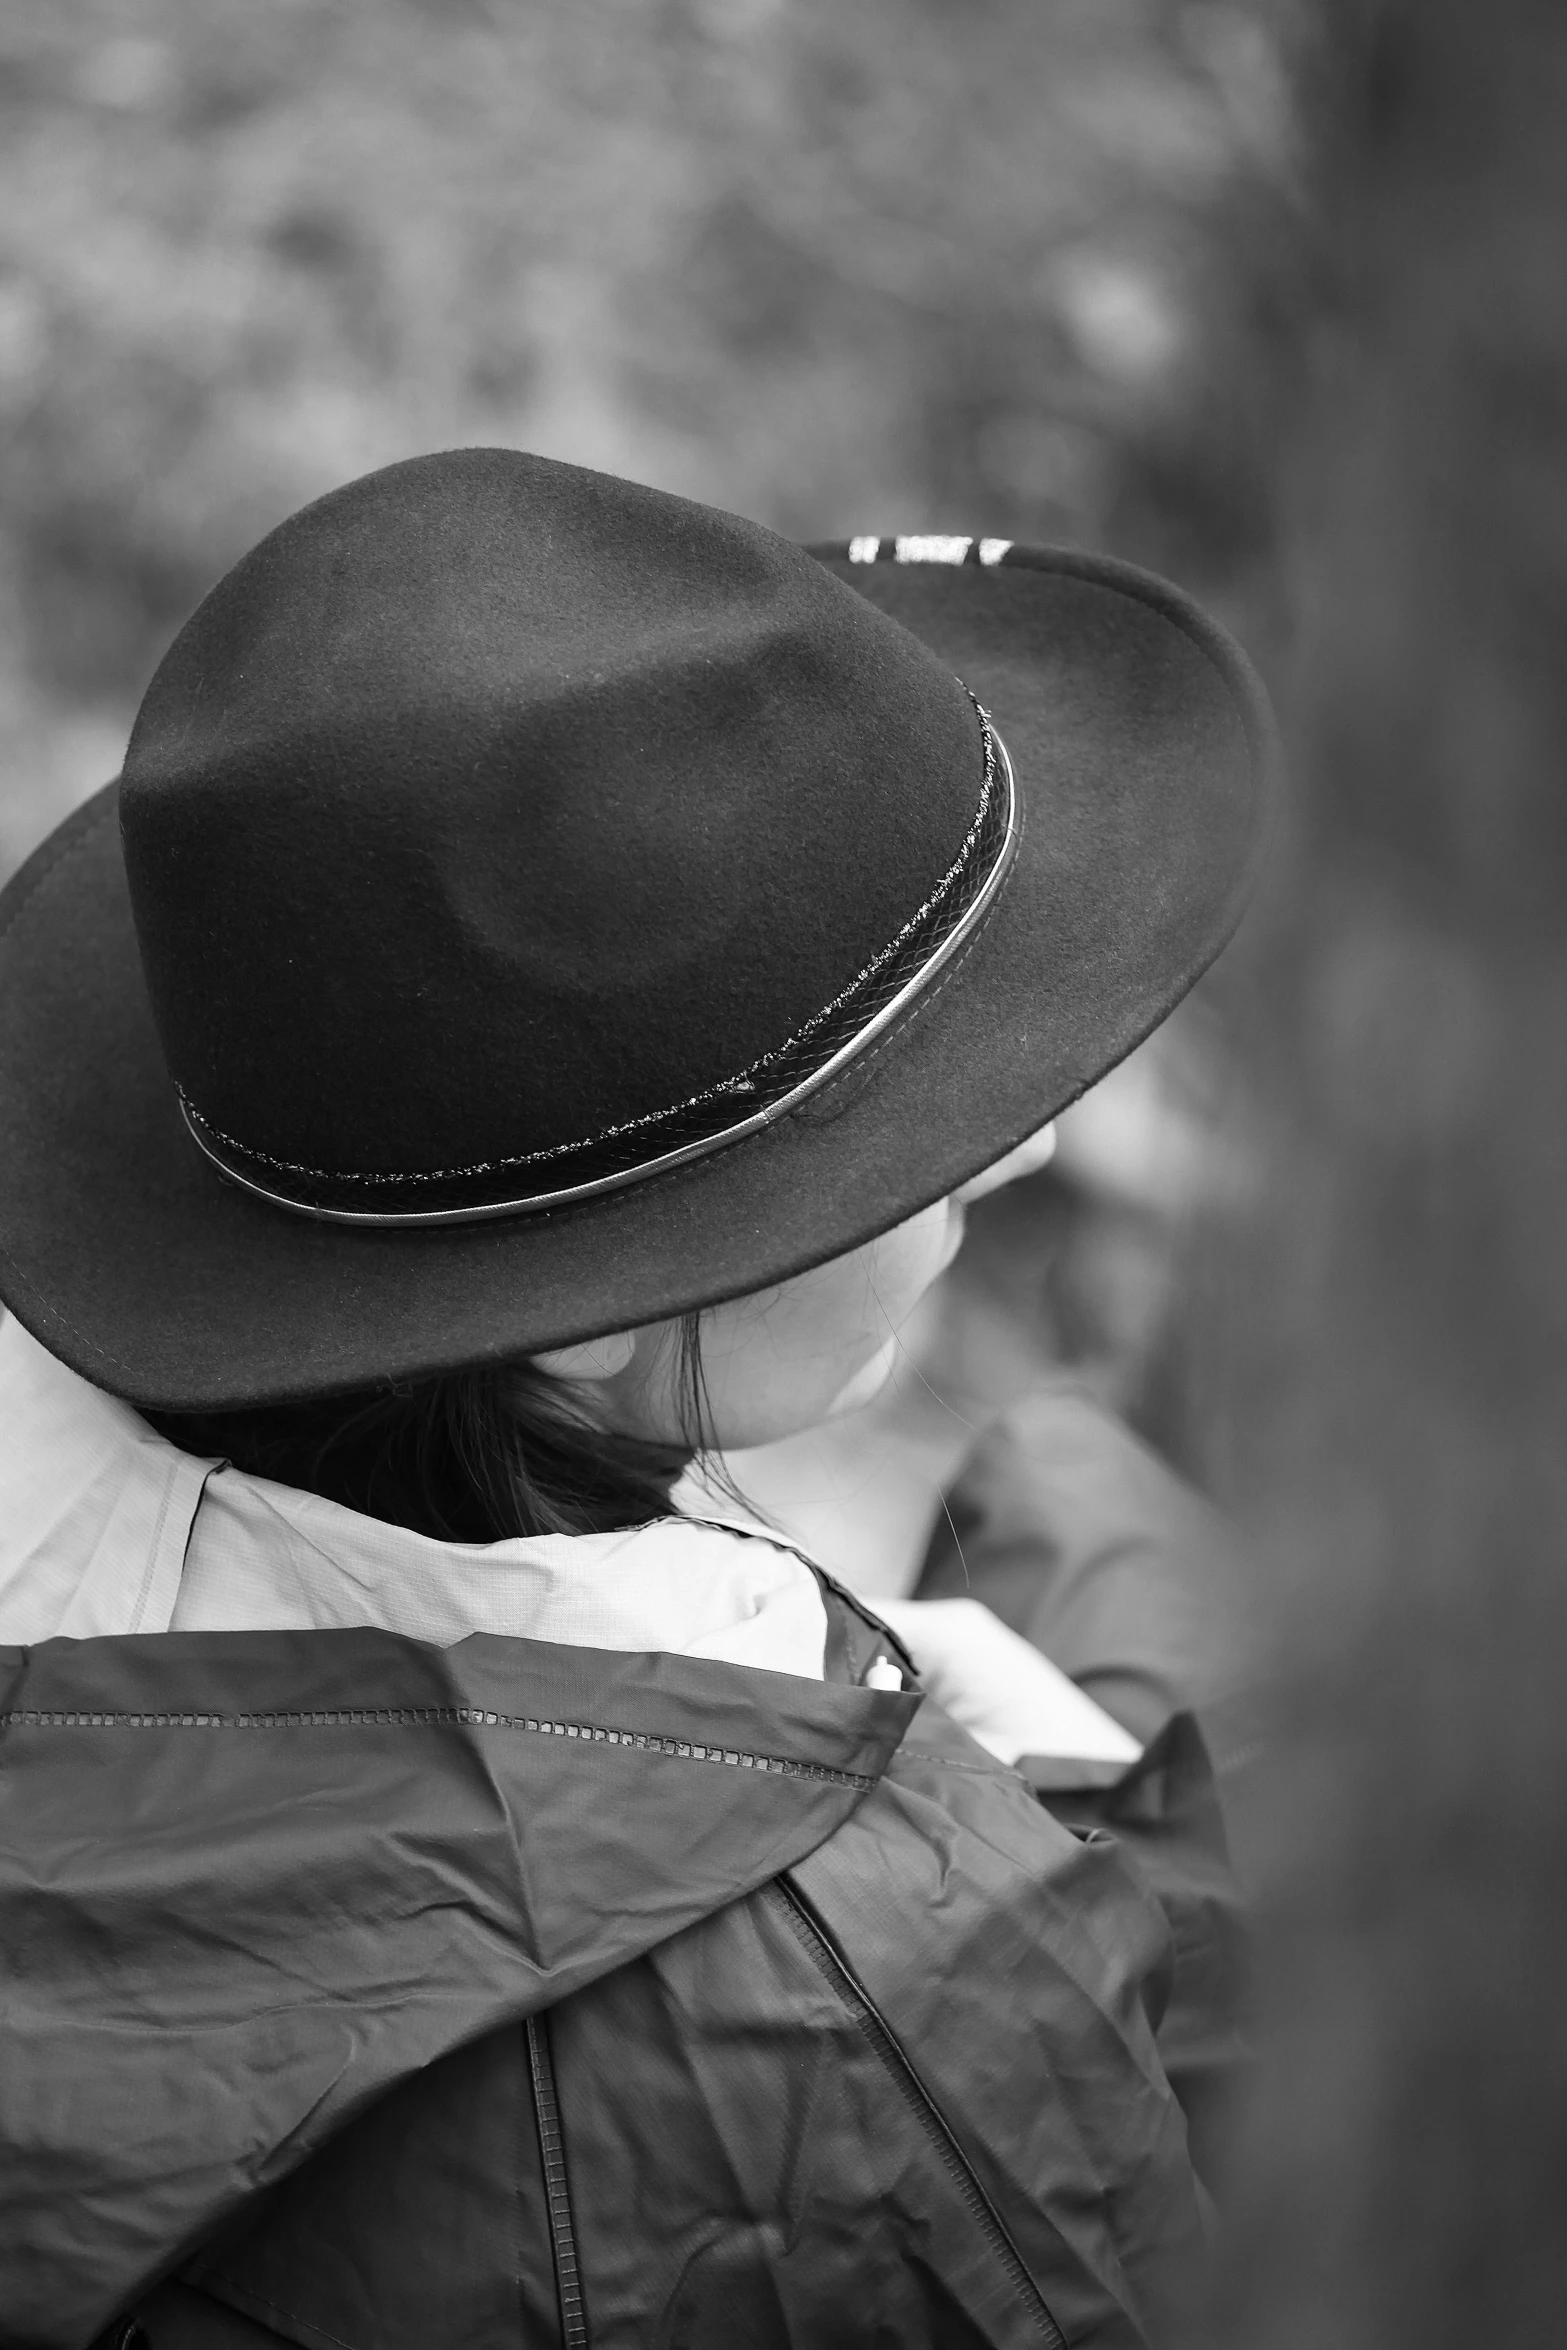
[119,451,981,1187]
[0,456,1276,1408]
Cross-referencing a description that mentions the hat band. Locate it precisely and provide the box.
[177,704,1019,1228]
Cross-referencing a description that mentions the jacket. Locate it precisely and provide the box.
[0,1574,1211,2350]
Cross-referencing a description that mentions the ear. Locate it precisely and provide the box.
[532,1329,638,1382]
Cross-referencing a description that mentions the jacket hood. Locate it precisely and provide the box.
[0,1620,916,2347]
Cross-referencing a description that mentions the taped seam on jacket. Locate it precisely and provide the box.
[0,1706,878,1786]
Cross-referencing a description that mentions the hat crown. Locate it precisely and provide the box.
[119,451,984,1212]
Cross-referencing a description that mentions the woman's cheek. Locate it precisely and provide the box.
[824,1332,902,1418]
[866,1199,964,1324]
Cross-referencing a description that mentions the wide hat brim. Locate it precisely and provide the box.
[0,543,1274,1410]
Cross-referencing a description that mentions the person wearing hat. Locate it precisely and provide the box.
[0,451,1270,2349]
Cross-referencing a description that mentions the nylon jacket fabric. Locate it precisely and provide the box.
[1,1591,1208,2350]
[914,1389,1255,1746]
[913,1392,1254,2184]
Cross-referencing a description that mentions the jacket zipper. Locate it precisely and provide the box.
[526,2013,589,2350]
[771,1881,1068,2348]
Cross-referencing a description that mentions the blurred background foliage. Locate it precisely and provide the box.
[0,0,1308,1468]
[0,0,1304,862]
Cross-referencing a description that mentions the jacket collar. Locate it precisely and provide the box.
[0,1310,827,1679]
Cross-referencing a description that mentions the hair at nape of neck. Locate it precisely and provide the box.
[146,1316,721,1544]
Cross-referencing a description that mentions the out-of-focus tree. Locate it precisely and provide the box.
[1215,1,1567,2339]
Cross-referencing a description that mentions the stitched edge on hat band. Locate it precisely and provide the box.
[176,715,1018,1228]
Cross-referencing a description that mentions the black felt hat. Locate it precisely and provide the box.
[0,450,1274,1409]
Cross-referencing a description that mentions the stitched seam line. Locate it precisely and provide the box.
[890,1751,1010,1779]
[178,2270,360,2350]
[0,1707,875,1783]
[177,695,1002,1187]
[125,1458,183,1635]
[0,1247,147,1378]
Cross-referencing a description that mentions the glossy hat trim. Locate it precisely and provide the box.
[178,726,1020,1227]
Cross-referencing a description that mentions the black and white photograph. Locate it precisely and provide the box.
[0,4,1562,2345]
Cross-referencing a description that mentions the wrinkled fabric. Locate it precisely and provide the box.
[1,1595,1207,2350]
[0,1623,910,2347]
[178,1677,1205,2350]
[1,1335,1236,2348]
[911,1390,1256,2191]
[915,1386,1255,1744]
